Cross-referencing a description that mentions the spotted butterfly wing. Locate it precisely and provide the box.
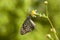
[20,16,35,35]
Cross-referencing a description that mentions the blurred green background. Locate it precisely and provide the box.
[0,0,60,40]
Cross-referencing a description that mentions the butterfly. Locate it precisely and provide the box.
[20,16,35,35]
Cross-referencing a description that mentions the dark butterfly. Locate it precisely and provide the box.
[20,16,35,35]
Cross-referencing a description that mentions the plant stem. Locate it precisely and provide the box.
[47,17,59,40]
[44,1,59,40]
[45,4,48,16]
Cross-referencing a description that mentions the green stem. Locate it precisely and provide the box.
[45,5,48,16]
[47,17,59,40]
[45,1,59,40]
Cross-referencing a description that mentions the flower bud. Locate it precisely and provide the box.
[46,34,52,39]
[44,1,48,5]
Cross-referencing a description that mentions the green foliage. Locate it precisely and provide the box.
[0,0,60,40]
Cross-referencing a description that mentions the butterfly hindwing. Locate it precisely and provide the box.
[21,16,35,35]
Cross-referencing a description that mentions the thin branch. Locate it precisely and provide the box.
[47,17,59,40]
[44,1,59,40]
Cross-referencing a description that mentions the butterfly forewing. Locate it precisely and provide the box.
[20,16,35,35]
